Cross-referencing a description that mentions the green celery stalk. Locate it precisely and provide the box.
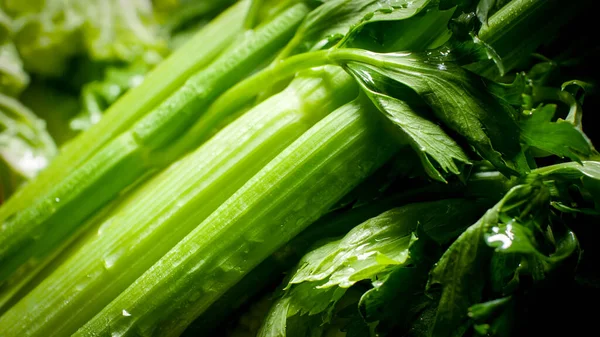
[0,0,249,222]
[186,167,513,335]
[466,0,581,78]
[0,0,249,284]
[0,192,126,314]
[0,3,310,283]
[0,66,356,337]
[183,185,450,335]
[131,3,309,150]
[75,99,400,337]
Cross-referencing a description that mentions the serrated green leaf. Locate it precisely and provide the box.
[486,220,578,268]
[358,229,439,335]
[346,63,470,182]
[427,184,546,337]
[335,48,526,175]
[260,199,486,336]
[486,72,527,106]
[427,217,490,337]
[531,161,600,212]
[520,104,592,161]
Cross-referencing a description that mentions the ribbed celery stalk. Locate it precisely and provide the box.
[0,66,355,337]
[185,168,512,335]
[0,0,249,287]
[184,185,450,335]
[0,198,121,314]
[0,3,310,283]
[75,99,400,337]
[0,0,249,222]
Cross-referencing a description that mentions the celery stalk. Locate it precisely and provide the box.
[132,3,309,150]
[0,1,249,284]
[185,184,452,335]
[466,0,581,78]
[75,99,400,337]
[0,3,309,283]
[0,66,355,337]
[0,193,125,314]
[185,168,515,334]
[0,0,249,223]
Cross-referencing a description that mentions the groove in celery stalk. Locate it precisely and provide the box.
[0,66,356,337]
[0,3,310,283]
[0,133,146,282]
[0,0,250,224]
[132,3,310,149]
[0,192,126,314]
[0,0,248,284]
[75,99,401,337]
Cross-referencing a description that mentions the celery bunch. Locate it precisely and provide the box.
[0,1,598,336]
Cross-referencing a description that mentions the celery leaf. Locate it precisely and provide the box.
[426,184,546,337]
[340,48,526,175]
[283,0,431,55]
[519,104,593,161]
[259,199,485,337]
[346,63,470,182]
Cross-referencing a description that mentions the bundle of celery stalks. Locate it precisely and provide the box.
[1,0,599,336]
